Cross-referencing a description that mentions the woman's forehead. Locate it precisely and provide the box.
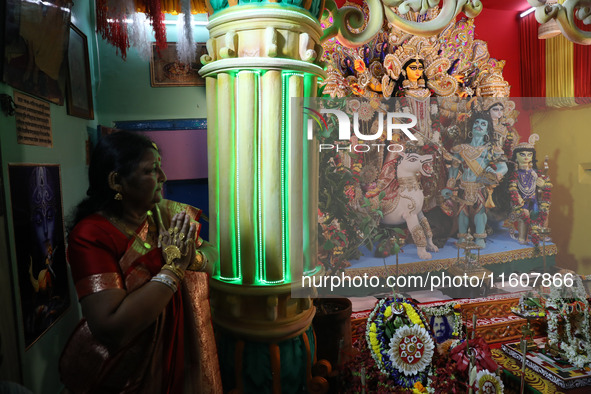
[140,148,161,162]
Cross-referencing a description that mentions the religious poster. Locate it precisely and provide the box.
[14,91,52,147]
[8,164,69,348]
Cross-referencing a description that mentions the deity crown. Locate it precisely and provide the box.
[514,133,540,150]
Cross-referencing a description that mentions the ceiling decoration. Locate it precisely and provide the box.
[322,0,484,46]
[527,0,591,45]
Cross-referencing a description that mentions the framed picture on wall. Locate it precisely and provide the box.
[8,164,70,348]
[66,23,94,119]
[1,0,72,105]
[149,42,207,87]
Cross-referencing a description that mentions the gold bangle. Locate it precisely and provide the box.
[163,263,185,281]
[188,250,207,271]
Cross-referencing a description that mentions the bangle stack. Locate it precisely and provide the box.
[151,272,179,293]
[162,263,185,280]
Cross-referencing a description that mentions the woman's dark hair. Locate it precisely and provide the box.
[68,131,158,232]
[394,58,428,96]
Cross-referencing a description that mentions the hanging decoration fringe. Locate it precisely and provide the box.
[176,0,196,64]
[96,0,208,61]
[147,0,168,52]
[96,0,133,60]
[129,12,153,61]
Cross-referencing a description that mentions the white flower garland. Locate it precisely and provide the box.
[387,325,435,376]
[475,370,504,393]
[546,275,591,368]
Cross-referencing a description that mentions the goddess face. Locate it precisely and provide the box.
[516,150,534,169]
[405,61,424,82]
[471,118,489,139]
[488,104,504,121]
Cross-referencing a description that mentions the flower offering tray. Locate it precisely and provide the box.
[502,338,591,390]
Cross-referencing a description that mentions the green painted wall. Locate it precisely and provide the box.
[95,14,209,124]
[0,1,94,393]
[0,2,208,393]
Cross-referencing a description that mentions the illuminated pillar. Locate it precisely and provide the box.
[201,3,324,344]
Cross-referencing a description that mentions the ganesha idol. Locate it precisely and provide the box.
[366,151,439,259]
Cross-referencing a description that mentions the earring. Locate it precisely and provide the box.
[401,69,406,77]
[484,134,490,142]
[114,192,123,201]
[468,131,473,139]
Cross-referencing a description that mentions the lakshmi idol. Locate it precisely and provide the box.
[505,134,552,245]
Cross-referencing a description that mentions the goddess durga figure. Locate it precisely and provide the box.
[320,7,519,252]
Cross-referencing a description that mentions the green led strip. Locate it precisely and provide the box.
[285,71,304,284]
[220,71,240,282]
[256,70,265,284]
[302,74,316,276]
[260,72,289,285]
[236,71,243,283]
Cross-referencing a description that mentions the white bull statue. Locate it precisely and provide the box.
[379,152,440,259]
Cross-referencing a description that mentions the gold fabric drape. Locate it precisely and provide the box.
[545,0,577,108]
[135,0,208,14]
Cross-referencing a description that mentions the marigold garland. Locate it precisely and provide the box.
[364,298,434,388]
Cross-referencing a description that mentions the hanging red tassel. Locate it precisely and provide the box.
[146,0,168,53]
[96,0,131,60]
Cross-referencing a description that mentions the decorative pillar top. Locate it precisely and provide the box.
[205,0,325,19]
[527,0,591,45]
[200,4,327,77]
[322,0,483,47]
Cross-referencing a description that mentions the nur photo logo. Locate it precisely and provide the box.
[303,104,419,153]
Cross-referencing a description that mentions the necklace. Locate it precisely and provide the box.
[517,169,537,199]
[108,211,158,250]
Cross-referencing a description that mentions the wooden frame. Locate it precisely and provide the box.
[149,42,206,87]
[66,23,94,119]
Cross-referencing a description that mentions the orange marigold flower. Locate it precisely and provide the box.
[354,59,366,73]
[351,83,364,96]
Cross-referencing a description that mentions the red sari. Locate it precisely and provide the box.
[60,200,222,394]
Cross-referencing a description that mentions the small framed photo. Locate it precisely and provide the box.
[66,23,94,119]
[421,302,463,344]
[149,42,207,87]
